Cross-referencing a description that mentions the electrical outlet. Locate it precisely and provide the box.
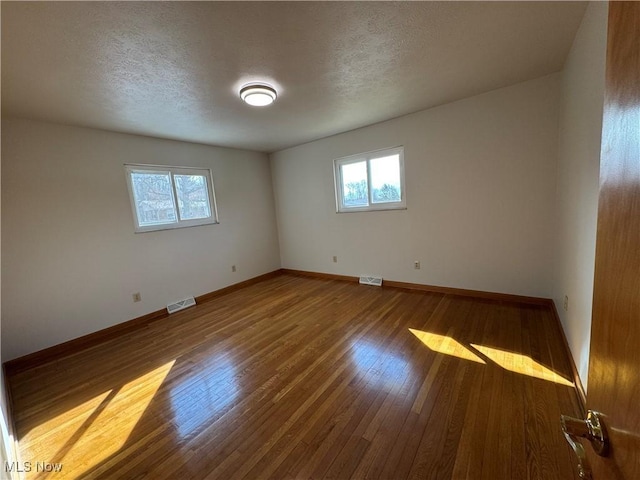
[332,256,338,263]
[133,292,141,303]
[414,261,421,270]
[563,295,569,312]
[232,265,237,272]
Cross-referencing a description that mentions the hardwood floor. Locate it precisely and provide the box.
[7,274,583,479]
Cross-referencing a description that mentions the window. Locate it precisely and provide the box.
[125,164,218,232]
[334,146,406,212]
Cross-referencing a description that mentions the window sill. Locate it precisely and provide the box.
[336,206,407,214]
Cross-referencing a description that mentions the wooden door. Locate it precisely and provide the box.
[583,2,640,479]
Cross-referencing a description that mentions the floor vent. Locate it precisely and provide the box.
[359,275,383,287]
[167,296,196,314]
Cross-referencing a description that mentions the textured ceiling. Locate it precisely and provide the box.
[1,2,587,153]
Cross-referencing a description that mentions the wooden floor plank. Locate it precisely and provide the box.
[7,274,583,479]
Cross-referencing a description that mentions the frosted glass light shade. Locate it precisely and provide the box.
[240,84,277,106]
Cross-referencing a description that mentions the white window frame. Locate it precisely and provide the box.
[333,146,406,213]
[125,164,219,233]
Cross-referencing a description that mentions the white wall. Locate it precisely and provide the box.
[1,118,281,361]
[271,75,561,298]
[554,2,608,392]
[0,115,16,473]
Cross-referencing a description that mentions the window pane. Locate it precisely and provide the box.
[174,174,211,220]
[370,154,401,204]
[341,161,369,207]
[131,172,177,226]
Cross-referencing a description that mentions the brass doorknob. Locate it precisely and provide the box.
[560,410,609,479]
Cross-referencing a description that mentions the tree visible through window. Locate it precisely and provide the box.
[174,175,212,220]
[125,165,218,232]
[334,147,405,212]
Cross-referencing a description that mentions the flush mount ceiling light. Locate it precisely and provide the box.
[239,83,277,107]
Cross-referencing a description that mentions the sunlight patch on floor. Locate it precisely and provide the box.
[22,390,112,454]
[409,328,485,364]
[408,329,574,387]
[470,344,574,386]
[22,360,174,479]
